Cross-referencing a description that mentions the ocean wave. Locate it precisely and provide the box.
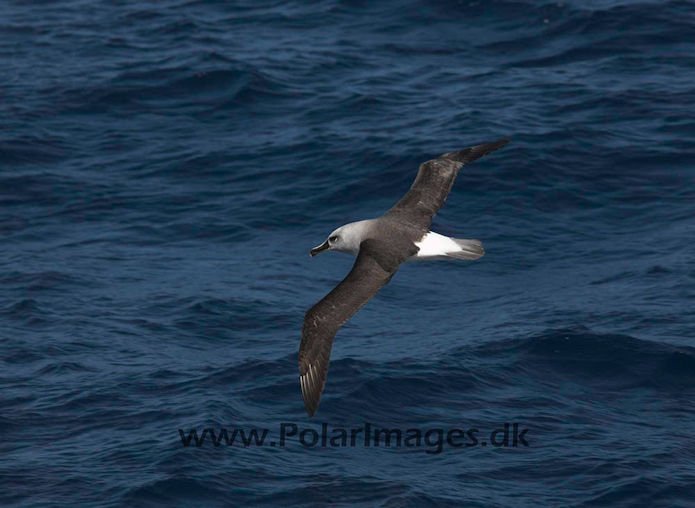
[476,327,695,390]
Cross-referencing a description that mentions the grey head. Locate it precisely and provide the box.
[310,220,373,257]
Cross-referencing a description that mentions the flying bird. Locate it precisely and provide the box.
[298,138,510,417]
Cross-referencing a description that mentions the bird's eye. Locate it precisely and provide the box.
[329,236,338,243]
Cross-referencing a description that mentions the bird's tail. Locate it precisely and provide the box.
[448,239,484,260]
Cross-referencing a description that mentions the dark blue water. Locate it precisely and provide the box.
[2,0,695,506]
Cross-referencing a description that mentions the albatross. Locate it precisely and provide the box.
[298,138,510,417]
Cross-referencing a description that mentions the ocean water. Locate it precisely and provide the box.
[2,0,695,506]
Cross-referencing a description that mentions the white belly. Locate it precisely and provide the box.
[409,231,462,261]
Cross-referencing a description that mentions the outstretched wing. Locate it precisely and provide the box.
[298,240,401,417]
[384,138,510,231]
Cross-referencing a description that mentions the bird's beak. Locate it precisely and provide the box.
[310,240,330,257]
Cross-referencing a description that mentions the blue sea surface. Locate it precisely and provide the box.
[2,0,695,506]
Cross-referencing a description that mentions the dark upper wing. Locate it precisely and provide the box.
[298,239,403,417]
[384,138,510,231]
